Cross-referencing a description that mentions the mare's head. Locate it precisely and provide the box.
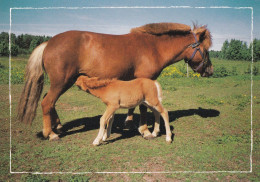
[184,25,213,77]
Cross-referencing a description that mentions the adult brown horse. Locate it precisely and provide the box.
[17,22,213,141]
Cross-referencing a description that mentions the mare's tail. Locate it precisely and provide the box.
[17,42,48,124]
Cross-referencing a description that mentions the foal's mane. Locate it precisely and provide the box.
[130,23,191,35]
[80,77,116,89]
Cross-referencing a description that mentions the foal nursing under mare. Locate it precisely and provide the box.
[17,22,213,141]
[76,76,172,146]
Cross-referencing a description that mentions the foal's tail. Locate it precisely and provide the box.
[17,42,48,124]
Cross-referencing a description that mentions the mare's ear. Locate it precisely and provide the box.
[195,28,207,42]
[194,27,212,50]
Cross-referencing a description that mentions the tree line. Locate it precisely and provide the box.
[0,32,51,56]
[210,39,260,61]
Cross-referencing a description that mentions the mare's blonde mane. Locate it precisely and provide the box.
[130,23,191,35]
[131,22,212,50]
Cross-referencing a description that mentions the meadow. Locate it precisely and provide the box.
[0,56,259,181]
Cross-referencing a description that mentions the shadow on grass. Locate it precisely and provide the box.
[47,107,220,142]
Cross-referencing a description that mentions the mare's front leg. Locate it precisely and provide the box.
[125,108,136,130]
[93,106,117,146]
[151,109,161,138]
[138,105,153,139]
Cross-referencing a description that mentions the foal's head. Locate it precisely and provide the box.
[184,25,213,77]
[76,76,116,92]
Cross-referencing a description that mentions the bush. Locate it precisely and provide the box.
[244,65,259,76]
[212,66,231,78]
[253,65,259,75]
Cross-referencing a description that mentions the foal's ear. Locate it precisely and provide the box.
[80,81,88,91]
[76,77,88,91]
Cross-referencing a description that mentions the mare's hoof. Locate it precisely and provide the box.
[55,124,64,134]
[49,135,60,141]
[55,128,64,134]
[143,134,155,140]
[124,120,136,130]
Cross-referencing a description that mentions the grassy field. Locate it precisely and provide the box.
[0,56,260,181]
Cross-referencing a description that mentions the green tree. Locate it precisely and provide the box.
[241,42,250,61]
[0,42,9,56]
[220,40,229,59]
[249,39,260,62]
[226,39,243,60]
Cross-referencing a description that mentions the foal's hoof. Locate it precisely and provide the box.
[143,134,155,140]
[166,137,172,144]
[166,140,172,144]
[92,142,101,146]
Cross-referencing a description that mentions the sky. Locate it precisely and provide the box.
[0,0,259,50]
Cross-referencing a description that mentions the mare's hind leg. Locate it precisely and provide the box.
[138,105,153,139]
[51,109,63,133]
[43,93,63,133]
[41,80,75,141]
[41,89,60,140]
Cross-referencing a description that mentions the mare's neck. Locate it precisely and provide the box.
[155,33,193,67]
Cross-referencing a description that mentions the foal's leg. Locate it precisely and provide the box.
[102,114,114,141]
[145,103,172,143]
[155,104,172,143]
[93,106,117,146]
[138,105,153,139]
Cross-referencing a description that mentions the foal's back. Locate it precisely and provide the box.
[102,78,161,108]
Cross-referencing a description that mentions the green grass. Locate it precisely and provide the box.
[0,56,260,181]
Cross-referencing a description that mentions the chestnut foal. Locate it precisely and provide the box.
[75,76,172,146]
